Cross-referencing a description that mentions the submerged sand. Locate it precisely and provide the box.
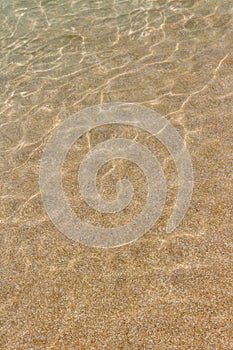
[0,0,232,349]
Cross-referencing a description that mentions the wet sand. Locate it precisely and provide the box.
[1,0,233,349]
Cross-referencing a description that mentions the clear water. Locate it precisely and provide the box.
[1,0,232,348]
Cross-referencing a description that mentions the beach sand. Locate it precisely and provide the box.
[1,0,233,348]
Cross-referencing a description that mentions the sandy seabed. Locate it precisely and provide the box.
[1,0,232,349]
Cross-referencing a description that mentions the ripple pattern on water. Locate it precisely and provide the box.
[1,0,233,349]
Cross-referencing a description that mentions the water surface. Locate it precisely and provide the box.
[1,0,233,349]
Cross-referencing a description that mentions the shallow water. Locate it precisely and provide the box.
[1,0,233,349]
